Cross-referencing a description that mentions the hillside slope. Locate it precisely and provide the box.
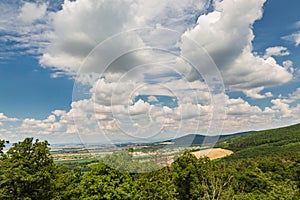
[163,131,253,146]
[216,123,300,159]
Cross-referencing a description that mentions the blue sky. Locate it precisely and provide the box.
[248,0,300,109]
[0,55,72,118]
[0,0,300,144]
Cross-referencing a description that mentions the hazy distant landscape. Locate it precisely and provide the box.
[50,131,241,168]
[50,123,300,169]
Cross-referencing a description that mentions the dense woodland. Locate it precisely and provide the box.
[0,124,300,199]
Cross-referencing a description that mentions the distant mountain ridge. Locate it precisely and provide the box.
[163,131,256,146]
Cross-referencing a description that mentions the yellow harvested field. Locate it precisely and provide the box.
[192,148,233,160]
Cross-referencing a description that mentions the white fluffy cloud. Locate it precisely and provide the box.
[39,0,208,74]
[2,84,300,143]
[90,79,136,106]
[19,2,47,23]
[38,0,293,99]
[0,113,18,123]
[181,0,292,97]
[182,0,265,68]
[264,46,290,58]
[244,87,273,99]
[40,0,135,72]
[3,89,299,143]
[282,60,294,73]
[147,96,159,102]
[222,94,300,133]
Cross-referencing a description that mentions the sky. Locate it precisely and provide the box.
[0,0,300,145]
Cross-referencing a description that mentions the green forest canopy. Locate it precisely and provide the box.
[0,124,300,199]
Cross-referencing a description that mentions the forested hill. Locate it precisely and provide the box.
[216,123,300,159]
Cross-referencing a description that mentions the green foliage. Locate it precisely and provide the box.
[1,124,300,200]
[55,158,98,172]
[0,139,9,159]
[132,168,177,200]
[77,162,136,200]
[100,151,160,173]
[0,138,57,200]
[171,152,235,200]
[52,166,82,200]
[0,139,5,154]
[223,157,300,199]
[217,124,300,159]
[171,152,202,199]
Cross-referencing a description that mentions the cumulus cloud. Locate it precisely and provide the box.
[147,96,159,102]
[270,99,292,118]
[227,53,292,90]
[40,0,135,72]
[182,0,265,68]
[2,88,300,144]
[282,60,294,74]
[244,87,273,99]
[222,95,300,133]
[1,91,297,143]
[39,0,208,74]
[226,97,262,116]
[39,0,293,100]
[0,113,18,123]
[128,99,152,116]
[181,0,292,96]
[264,46,290,58]
[84,75,217,140]
[90,78,136,106]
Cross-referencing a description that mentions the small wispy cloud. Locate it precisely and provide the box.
[282,32,300,47]
[264,46,290,58]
